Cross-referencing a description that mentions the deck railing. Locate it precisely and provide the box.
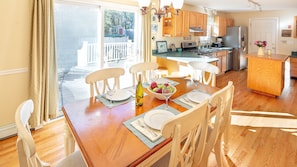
[77,41,135,67]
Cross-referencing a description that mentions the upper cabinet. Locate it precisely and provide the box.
[293,16,297,38]
[189,12,207,36]
[226,18,234,27]
[212,16,226,37]
[162,10,207,37]
[163,8,187,37]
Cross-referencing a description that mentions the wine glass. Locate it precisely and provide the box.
[191,70,201,86]
[149,70,159,84]
[162,84,173,109]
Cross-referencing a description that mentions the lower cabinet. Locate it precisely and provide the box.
[214,50,227,75]
[290,57,297,78]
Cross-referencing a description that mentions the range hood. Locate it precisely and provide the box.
[189,27,204,32]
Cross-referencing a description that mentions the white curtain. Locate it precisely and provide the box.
[29,0,58,128]
[141,9,152,62]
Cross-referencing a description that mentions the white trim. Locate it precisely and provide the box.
[0,124,17,140]
[0,68,28,76]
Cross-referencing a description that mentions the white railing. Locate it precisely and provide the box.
[77,41,135,67]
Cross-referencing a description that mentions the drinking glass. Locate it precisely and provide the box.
[191,70,201,86]
[162,85,173,109]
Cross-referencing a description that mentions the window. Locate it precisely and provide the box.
[54,1,140,112]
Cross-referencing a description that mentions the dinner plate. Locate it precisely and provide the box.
[143,109,175,130]
[186,91,211,104]
[105,89,131,101]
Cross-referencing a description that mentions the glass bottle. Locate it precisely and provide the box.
[135,74,144,106]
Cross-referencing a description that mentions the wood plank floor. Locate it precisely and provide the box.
[1,68,297,167]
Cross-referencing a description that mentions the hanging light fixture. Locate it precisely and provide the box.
[138,0,184,22]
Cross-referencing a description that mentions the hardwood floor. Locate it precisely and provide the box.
[1,69,297,167]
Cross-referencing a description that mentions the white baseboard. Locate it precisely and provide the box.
[0,123,17,140]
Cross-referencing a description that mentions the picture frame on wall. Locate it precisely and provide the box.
[156,41,168,53]
[281,29,292,37]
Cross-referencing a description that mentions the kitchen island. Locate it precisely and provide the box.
[154,54,218,77]
[152,47,233,75]
[246,53,289,97]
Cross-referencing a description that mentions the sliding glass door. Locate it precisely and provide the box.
[54,1,140,112]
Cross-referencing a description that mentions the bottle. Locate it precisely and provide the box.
[135,74,144,106]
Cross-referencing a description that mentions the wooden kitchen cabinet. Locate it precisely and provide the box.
[182,10,190,37]
[293,16,297,38]
[290,56,297,78]
[189,12,207,36]
[214,50,227,75]
[226,18,234,27]
[212,16,226,37]
[162,9,188,37]
[246,53,289,96]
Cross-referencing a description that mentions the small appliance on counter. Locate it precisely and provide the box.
[292,51,297,57]
[212,37,224,48]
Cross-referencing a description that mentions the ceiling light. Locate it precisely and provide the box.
[138,0,184,22]
[248,0,262,11]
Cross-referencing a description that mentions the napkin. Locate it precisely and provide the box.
[178,97,198,108]
[130,117,162,142]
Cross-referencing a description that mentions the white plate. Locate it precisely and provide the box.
[105,89,131,101]
[186,91,211,104]
[143,109,175,130]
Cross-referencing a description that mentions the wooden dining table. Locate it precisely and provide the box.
[62,78,219,167]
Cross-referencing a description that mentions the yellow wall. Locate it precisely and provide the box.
[224,10,297,55]
[0,1,32,128]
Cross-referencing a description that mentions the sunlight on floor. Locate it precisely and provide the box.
[231,110,297,131]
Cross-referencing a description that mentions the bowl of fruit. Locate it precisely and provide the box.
[147,81,177,100]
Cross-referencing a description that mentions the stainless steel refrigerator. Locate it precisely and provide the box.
[223,26,248,70]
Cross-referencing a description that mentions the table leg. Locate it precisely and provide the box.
[64,120,75,156]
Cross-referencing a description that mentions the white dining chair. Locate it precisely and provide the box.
[129,62,159,86]
[188,61,220,87]
[200,81,234,167]
[15,99,87,167]
[85,67,125,97]
[139,100,210,167]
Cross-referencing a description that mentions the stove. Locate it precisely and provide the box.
[181,41,214,57]
[181,41,198,51]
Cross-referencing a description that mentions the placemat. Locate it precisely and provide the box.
[173,90,211,109]
[123,104,181,149]
[96,86,147,108]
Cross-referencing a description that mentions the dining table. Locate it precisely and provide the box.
[62,77,220,167]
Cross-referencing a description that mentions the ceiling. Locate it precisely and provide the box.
[184,0,297,12]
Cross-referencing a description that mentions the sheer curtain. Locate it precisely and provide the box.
[29,0,58,128]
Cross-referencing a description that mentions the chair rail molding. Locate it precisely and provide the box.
[0,67,28,76]
[0,124,16,139]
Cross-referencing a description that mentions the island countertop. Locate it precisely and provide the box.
[152,51,219,63]
[246,53,289,62]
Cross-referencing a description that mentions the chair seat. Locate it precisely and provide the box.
[56,151,86,167]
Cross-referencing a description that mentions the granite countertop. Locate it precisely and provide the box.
[152,47,233,63]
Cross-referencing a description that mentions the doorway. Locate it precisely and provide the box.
[249,17,278,54]
[54,1,141,113]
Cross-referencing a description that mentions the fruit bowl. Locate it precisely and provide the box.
[147,82,177,100]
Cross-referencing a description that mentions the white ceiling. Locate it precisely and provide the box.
[184,0,297,12]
